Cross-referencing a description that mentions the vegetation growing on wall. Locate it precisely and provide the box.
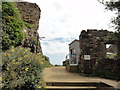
[98,0,120,59]
[92,58,120,80]
[2,2,52,89]
[42,55,52,68]
[104,32,118,44]
[2,2,33,51]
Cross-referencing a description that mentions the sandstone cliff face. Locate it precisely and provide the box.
[16,2,42,53]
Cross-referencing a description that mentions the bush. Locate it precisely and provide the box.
[54,65,61,67]
[2,46,45,89]
[42,55,52,68]
[92,68,118,80]
[43,55,50,62]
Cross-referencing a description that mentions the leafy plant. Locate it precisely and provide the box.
[92,68,117,79]
[2,46,45,89]
[104,32,118,44]
[43,55,50,62]
[42,55,52,68]
[24,22,34,29]
[2,2,34,51]
[92,59,120,80]
[2,2,24,51]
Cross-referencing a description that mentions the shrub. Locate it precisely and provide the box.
[2,46,45,89]
[42,55,52,68]
[92,68,118,80]
[54,65,61,67]
[43,55,50,62]
[92,59,119,80]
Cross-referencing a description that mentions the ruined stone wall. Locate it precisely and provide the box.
[16,2,42,53]
[16,2,40,30]
[79,29,109,74]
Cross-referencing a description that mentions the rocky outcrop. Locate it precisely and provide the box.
[16,2,42,53]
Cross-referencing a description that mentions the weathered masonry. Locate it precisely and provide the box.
[64,29,118,74]
[79,30,108,74]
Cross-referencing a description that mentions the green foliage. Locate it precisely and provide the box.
[54,65,62,67]
[2,46,45,89]
[2,2,24,51]
[103,1,120,11]
[104,32,118,44]
[42,55,52,68]
[2,2,34,51]
[0,2,1,16]
[99,1,120,31]
[92,58,120,80]
[43,55,50,62]
[24,22,34,29]
[32,38,38,45]
[99,0,120,59]
[92,68,117,79]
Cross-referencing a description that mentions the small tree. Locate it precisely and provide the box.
[98,0,120,59]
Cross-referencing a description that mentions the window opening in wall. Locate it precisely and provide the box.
[69,48,77,65]
[106,44,117,59]
[70,49,73,54]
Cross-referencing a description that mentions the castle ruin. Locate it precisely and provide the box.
[65,29,118,74]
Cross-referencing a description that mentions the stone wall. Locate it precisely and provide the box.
[64,29,119,78]
[79,29,109,74]
[66,64,79,72]
[16,2,42,53]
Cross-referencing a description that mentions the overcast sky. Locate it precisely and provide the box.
[24,0,115,65]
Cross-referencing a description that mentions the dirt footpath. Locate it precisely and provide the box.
[43,66,119,88]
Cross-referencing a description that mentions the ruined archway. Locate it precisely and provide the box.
[64,29,119,79]
[79,29,119,75]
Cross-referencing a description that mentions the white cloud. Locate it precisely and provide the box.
[26,0,115,65]
[41,40,69,54]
